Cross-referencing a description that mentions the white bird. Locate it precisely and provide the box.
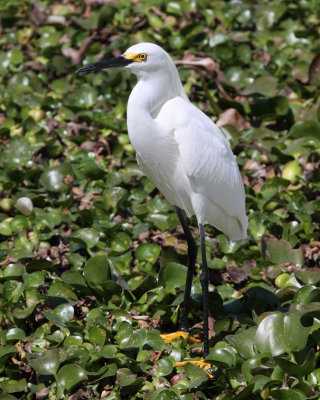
[77,42,248,373]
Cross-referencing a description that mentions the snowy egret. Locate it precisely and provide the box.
[77,42,248,373]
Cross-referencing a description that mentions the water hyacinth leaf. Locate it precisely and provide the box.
[276,348,315,377]
[48,282,78,304]
[44,304,74,326]
[75,159,106,180]
[226,326,257,359]
[115,321,133,348]
[29,349,61,375]
[116,367,138,387]
[289,120,320,140]
[0,139,42,166]
[3,281,24,303]
[39,163,73,192]
[132,275,158,298]
[293,286,320,305]
[14,305,36,319]
[8,248,35,260]
[5,328,25,342]
[294,270,320,286]
[242,76,278,97]
[135,243,161,263]
[0,263,25,279]
[244,286,280,316]
[101,344,117,358]
[158,262,187,294]
[61,270,87,286]
[22,270,45,287]
[110,232,131,254]
[255,312,310,356]
[269,388,306,400]
[154,389,180,399]
[262,237,304,266]
[156,358,174,376]
[64,346,90,364]
[184,362,209,387]
[57,364,87,390]
[88,326,107,346]
[207,346,237,368]
[69,228,100,249]
[83,255,111,287]
[0,346,17,359]
[0,379,26,393]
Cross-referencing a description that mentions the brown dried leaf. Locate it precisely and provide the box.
[68,388,93,400]
[62,33,97,65]
[24,60,45,70]
[30,1,46,26]
[36,388,50,400]
[175,56,218,75]
[243,160,260,171]
[228,267,247,284]
[309,54,320,85]
[216,108,250,131]
[170,374,187,385]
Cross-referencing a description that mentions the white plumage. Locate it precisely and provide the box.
[125,43,247,240]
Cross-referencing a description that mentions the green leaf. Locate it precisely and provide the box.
[294,270,320,286]
[101,344,117,358]
[242,76,278,97]
[262,237,304,266]
[276,348,315,377]
[136,243,161,263]
[289,120,320,140]
[83,255,111,286]
[0,379,26,393]
[0,345,17,359]
[69,228,100,249]
[156,358,174,376]
[293,286,320,304]
[29,349,61,375]
[184,362,209,387]
[255,312,310,356]
[0,395,18,400]
[207,346,236,368]
[39,163,73,192]
[110,232,131,254]
[57,364,87,390]
[5,328,25,342]
[88,326,107,346]
[0,264,24,280]
[158,262,187,294]
[75,159,106,180]
[269,388,306,400]
[61,270,87,286]
[226,326,257,359]
[44,304,74,327]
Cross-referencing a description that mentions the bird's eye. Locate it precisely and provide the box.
[139,53,147,61]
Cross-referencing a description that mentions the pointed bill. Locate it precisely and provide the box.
[76,55,133,74]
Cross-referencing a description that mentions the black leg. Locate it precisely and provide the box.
[199,223,209,357]
[176,207,197,332]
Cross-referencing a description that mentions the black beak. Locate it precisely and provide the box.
[76,55,133,74]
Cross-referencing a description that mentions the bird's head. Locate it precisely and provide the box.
[76,42,171,76]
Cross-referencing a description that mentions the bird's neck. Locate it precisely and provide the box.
[128,67,187,121]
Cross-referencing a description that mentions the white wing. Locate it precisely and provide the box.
[157,97,248,240]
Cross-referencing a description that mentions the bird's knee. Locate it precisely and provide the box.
[200,270,209,283]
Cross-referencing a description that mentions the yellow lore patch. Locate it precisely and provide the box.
[124,52,147,62]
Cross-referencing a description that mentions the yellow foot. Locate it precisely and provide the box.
[160,331,201,344]
[175,358,213,378]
